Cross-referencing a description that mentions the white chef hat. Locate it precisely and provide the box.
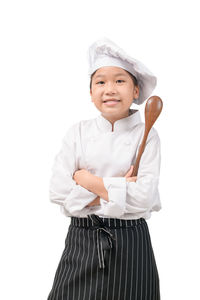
[87,37,157,105]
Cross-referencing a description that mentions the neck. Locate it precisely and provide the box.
[101,109,131,127]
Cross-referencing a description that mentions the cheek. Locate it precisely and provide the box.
[127,85,136,98]
[122,87,134,99]
[91,93,102,104]
[92,89,102,98]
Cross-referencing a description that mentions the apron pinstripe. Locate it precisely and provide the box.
[47,214,160,300]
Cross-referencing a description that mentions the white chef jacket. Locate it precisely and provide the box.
[49,108,161,220]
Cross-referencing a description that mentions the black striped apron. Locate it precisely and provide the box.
[47,214,160,300]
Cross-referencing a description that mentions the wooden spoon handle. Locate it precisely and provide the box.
[131,95,163,177]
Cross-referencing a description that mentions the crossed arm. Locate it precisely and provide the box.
[73,166,137,206]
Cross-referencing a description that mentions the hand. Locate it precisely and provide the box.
[124,165,137,182]
[86,196,100,207]
[73,169,93,189]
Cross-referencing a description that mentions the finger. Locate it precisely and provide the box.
[126,176,137,182]
[126,178,132,182]
[125,172,131,178]
[127,166,134,176]
[125,165,134,178]
[132,176,137,182]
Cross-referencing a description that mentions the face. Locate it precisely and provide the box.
[90,66,139,124]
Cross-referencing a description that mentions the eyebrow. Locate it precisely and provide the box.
[94,73,127,79]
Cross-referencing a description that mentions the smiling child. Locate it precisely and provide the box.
[47,37,161,300]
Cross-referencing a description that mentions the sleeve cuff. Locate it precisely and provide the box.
[101,177,127,218]
[63,184,97,215]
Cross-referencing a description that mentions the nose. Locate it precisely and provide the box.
[105,82,117,94]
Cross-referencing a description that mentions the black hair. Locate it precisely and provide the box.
[89,69,138,90]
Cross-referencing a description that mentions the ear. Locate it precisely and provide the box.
[90,90,94,102]
[133,86,139,99]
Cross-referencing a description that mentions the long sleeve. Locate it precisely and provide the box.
[100,130,161,218]
[49,124,98,216]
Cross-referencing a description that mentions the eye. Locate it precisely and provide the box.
[96,80,125,85]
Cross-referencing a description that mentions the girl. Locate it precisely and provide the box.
[47,37,161,300]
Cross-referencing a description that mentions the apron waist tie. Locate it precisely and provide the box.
[88,214,116,269]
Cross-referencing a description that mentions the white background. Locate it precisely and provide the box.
[0,0,200,299]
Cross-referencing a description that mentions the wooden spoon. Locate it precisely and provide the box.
[131,95,163,177]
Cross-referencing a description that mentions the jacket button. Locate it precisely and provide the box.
[125,141,131,145]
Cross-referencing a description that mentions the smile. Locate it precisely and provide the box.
[103,100,120,106]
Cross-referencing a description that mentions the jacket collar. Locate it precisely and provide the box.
[96,108,142,132]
